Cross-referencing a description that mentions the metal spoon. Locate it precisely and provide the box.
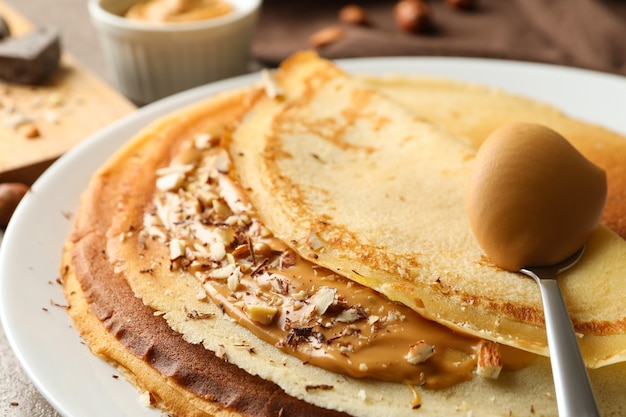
[519,247,601,417]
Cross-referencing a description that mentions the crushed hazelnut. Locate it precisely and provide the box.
[20,123,40,139]
[245,303,278,325]
[476,340,502,379]
[169,238,186,260]
[405,340,435,364]
[156,171,186,192]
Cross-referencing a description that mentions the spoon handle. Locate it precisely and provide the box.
[537,278,601,417]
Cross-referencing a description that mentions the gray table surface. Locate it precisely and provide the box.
[1,1,119,416]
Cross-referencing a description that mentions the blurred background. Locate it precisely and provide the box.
[6,0,626,86]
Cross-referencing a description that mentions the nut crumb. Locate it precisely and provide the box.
[186,310,215,320]
[405,340,434,364]
[357,389,367,401]
[20,123,40,139]
[216,344,228,360]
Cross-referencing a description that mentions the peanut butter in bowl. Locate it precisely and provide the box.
[124,0,233,24]
[88,0,260,104]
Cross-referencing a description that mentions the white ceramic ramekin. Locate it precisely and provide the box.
[88,0,261,104]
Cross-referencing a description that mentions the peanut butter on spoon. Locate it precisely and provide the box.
[467,122,606,416]
[466,122,607,271]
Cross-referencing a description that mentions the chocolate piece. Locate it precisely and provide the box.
[0,16,10,40]
[0,27,60,84]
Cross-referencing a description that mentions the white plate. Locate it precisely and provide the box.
[1,57,626,417]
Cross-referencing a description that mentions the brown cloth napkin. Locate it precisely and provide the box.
[251,0,626,75]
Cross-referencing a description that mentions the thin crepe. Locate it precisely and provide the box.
[63,53,626,417]
[229,51,626,367]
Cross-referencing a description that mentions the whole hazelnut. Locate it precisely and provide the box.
[0,182,29,227]
[309,26,344,48]
[338,5,369,26]
[393,0,433,34]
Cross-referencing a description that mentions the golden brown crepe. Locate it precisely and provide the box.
[62,51,626,417]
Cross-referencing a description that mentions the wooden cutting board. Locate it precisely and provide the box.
[0,1,136,184]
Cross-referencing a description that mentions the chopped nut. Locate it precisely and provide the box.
[156,171,185,191]
[20,123,40,138]
[169,238,186,260]
[210,241,226,261]
[194,133,215,149]
[292,290,308,301]
[214,149,231,173]
[216,344,228,360]
[337,306,367,323]
[210,263,237,279]
[245,303,278,325]
[171,144,200,166]
[280,250,297,268]
[357,389,367,401]
[310,286,337,315]
[214,227,235,246]
[405,340,435,364]
[476,340,502,379]
[227,266,242,291]
[232,243,251,258]
[218,175,249,214]
[212,199,233,218]
[309,26,344,48]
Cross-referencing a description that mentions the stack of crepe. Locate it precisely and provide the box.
[62,51,626,417]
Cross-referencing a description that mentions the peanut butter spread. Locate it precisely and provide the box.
[125,0,232,23]
[142,132,533,389]
[467,123,608,271]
